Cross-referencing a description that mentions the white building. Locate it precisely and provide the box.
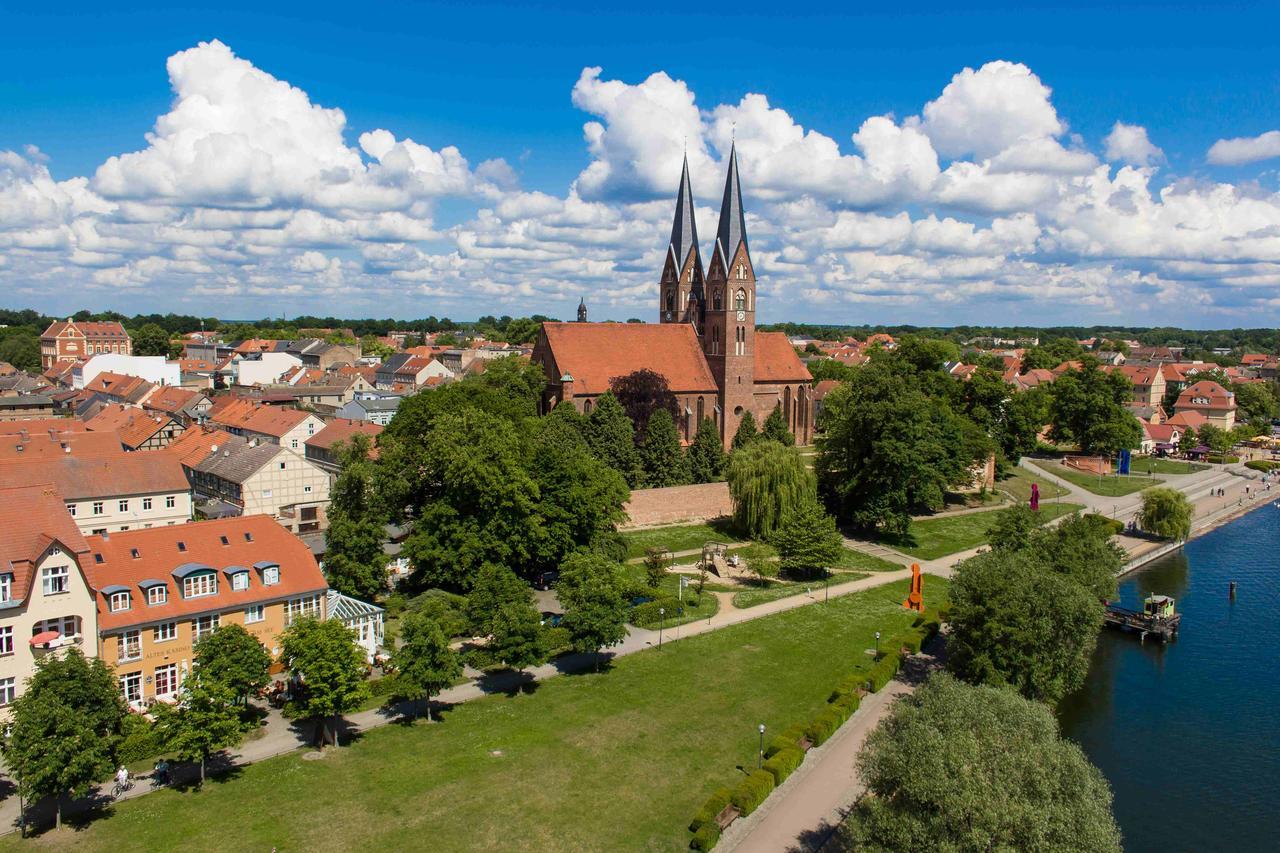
[234,353,303,387]
[73,354,181,390]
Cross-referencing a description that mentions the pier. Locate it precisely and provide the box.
[1103,594,1181,643]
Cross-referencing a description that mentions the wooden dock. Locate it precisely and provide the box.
[1103,604,1181,643]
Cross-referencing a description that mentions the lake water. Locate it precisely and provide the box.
[1058,505,1280,852]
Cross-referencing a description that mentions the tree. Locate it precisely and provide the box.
[465,563,533,635]
[769,498,843,579]
[687,417,728,483]
[843,674,1121,852]
[740,543,779,586]
[1029,513,1123,600]
[152,673,243,782]
[324,433,389,599]
[130,322,172,357]
[726,440,815,539]
[731,411,760,449]
[947,549,1103,705]
[489,599,546,673]
[639,408,691,487]
[391,612,462,720]
[986,504,1040,551]
[642,547,669,589]
[609,368,678,439]
[1231,380,1278,432]
[1196,423,1232,453]
[2,649,125,829]
[192,623,272,703]
[583,392,643,486]
[761,404,795,446]
[1178,425,1198,455]
[1139,487,1194,541]
[279,618,370,747]
[0,330,40,372]
[1047,362,1142,456]
[555,552,629,668]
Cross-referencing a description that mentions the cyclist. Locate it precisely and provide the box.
[113,766,129,795]
[154,758,170,786]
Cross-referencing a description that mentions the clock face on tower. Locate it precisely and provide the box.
[665,311,672,320]
[736,310,745,321]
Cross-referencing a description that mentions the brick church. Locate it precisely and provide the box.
[532,146,813,447]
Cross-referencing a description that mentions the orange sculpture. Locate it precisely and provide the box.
[902,562,924,612]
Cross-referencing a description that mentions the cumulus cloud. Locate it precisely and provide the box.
[1207,130,1280,166]
[1104,122,1164,166]
[4,42,1280,324]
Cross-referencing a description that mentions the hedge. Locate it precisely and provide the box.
[1245,459,1279,472]
[630,596,683,628]
[729,769,776,816]
[804,707,843,747]
[118,715,164,764]
[1084,513,1125,536]
[689,787,732,833]
[690,823,720,851]
[867,652,901,692]
[1207,454,1241,464]
[762,747,804,786]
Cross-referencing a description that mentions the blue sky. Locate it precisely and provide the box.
[2,1,1280,325]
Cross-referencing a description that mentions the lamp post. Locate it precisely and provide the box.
[658,607,665,649]
[758,723,766,768]
[874,631,881,661]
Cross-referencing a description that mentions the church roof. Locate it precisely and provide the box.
[539,322,717,396]
[753,332,812,382]
[668,155,701,274]
[714,143,749,267]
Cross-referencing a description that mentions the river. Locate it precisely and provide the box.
[1058,505,1280,852]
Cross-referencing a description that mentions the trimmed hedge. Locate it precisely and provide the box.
[691,823,720,851]
[1084,513,1125,536]
[1207,454,1241,464]
[729,769,776,816]
[689,787,732,833]
[630,596,683,628]
[867,652,901,692]
[762,747,804,786]
[1245,459,1279,472]
[118,714,163,764]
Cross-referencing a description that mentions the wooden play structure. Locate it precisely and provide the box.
[902,563,924,612]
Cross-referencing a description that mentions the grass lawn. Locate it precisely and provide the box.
[832,546,902,572]
[730,571,868,608]
[887,502,1084,560]
[618,564,721,626]
[997,466,1070,502]
[1127,456,1208,476]
[621,519,739,559]
[1028,459,1161,497]
[18,579,947,852]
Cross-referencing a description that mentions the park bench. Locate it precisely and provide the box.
[715,804,741,831]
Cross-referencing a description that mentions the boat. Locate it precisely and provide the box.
[1103,593,1181,643]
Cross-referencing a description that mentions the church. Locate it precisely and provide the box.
[532,146,813,448]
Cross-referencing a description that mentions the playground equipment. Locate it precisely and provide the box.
[902,562,924,612]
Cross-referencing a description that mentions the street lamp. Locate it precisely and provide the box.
[874,631,881,661]
[758,723,766,768]
[658,607,665,649]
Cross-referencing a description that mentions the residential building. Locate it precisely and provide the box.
[233,351,304,387]
[1174,380,1237,430]
[144,385,212,425]
[73,354,179,390]
[0,427,124,462]
[1114,364,1166,407]
[84,403,185,450]
[0,395,57,421]
[0,451,192,535]
[305,419,383,474]
[374,353,452,390]
[208,401,325,451]
[0,484,100,720]
[186,436,331,534]
[84,516,330,708]
[335,395,401,425]
[286,339,362,370]
[40,320,132,370]
[80,371,157,405]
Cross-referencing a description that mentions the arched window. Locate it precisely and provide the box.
[713,290,722,311]
[784,387,792,430]
[697,397,705,425]
[584,399,593,415]
[735,289,746,311]
[665,290,674,312]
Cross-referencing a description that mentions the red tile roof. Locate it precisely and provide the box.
[304,419,382,452]
[753,332,812,383]
[0,429,125,461]
[145,385,203,415]
[165,426,237,467]
[0,418,87,435]
[42,320,130,341]
[84,403,177,449]
[84,516,328,632]
[239,406,314,438]
[1176,380,1236,412]
[1166,410,1208,430]
[0,483,90,601]
[0,451,189,500]
[1113,365,1162,387]
[1142,422,1180,443]
[537,322,717,396]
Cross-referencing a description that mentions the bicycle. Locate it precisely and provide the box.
[111,778,133,798]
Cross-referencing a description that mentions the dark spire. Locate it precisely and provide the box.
[577,298,587,322]
[715,142,749,265]
[668,154,700,273]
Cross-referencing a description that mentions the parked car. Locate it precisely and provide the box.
[535,571,559,590]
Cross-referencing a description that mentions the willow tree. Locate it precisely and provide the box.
[1139,487,1193,541]
[726,440,815,539]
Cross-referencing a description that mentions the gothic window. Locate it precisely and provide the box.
[665,290,674,312]
[784,387,792,430]
[736,263,747,280]
[584,399,593,415]
[735,289,746,311]
[713,290,722,311]
[697,397,705,425]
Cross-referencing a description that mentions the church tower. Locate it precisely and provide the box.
[703,143,756,446]
[658,155,705,330]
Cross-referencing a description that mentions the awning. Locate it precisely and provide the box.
[29,631,58,646]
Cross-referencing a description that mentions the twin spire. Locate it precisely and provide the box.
[665,144,750,281]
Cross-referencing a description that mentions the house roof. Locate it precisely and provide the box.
[166,426,237,467]
[305,419,383,453]
[84,515,328,632]
[0,451,189,500]
[1176,380,1236,412]
[0,418,87,436]
[189,435,286,483]
[1142,422,1180,443]
[145,385,205,415]
[83,372,155,403]
[754,332,812,383]
[1114,364,1162,387]
[42,320,130,340]
[84,403,177,449]
[1166,410,1208,430]
[0,483,90,605]
[538,322,718,396]
[0,428,126,461]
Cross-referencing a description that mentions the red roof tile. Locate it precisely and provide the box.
[0,483,90,601]
[0,418,87,435]
[166,426,237,467]
[537,322,717,396]
[84,403,177,449]
[753,332,812,383]
[305,419,382,452]
[0,429,125,461]
[0,451,189,500]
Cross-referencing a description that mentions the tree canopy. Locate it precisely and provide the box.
[761,404,795,446]
[391,612,462,720]
[640,408,691,488]
[192,622,272,703]
[583,392,643,487]
[609,368,678,439]
[1139,487,1193,541]
[731,411,760,449]
[687,416,728,483]
[727,440,815,539]
[152,672,243,782]
[1047,361,1142,456]
[769,498,843,579]
[324,433,389,600]
[842,673,1121,852]
[279,618,370,746]
[555,552,629,666]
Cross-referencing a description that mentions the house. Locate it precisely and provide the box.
[1166,410,1208,433]
[305,419,383,474]
[40,319,132,370]
[208,402,325,452]
[0,484,100,720]
[84,516,330,708]
[185,436,331,534]
[335,395,402,425]
[83,403,185,450]
[1125,402,1165,425]
[0,451,192,535]
[375,353,452,390]
[0,395,57,421]
[233,352,304,387]
[144,385,212,425]
[286,339,362,370]
[0,426,122,462]
[80,371,157,406]
[1140,422,1182,455]
[1174,380,1237,430]
[73,354,179,390]
[1114,364,1166,407]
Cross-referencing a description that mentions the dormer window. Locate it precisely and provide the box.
[183,572,217,599]
[177,541,187,552]
[130,548,141,559]
[147,585,167,606]
[231,572,250,592]
[0,573,11,603]
[263,566,279,586]
[244,532,253,542]
[219,535,229,546]
[109,591,131,612]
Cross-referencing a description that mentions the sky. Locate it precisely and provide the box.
[3,1,1280,327]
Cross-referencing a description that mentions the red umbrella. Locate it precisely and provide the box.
[29,631,59,646]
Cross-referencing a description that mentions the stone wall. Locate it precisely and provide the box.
[621,482,732,529]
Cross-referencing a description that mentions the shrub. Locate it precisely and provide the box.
[690,823,720,851]
[729,769,776,816]
[829,672,866,701]
[1245,459,1278,472]
[765,733,798,759]
[407,589,469,638]
[369,673,402,698]
[868,653,901,692]
[689,787,732,833]
[541,625,572,656]
[831,692,860,717]
[762,747,804,786]
[383,591,408,617]
[898,634,922,655]
[630,596,682,628]
[1083,513,1125,536]
[117,714,163,764]
[1207,454,1240,464]
[805,707,843,746]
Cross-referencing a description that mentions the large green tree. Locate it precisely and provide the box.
[324,433,389,600]
[192,622,272,703]
[1030,512,1123,600]
[947,549,1104,705]
[726,440,815,539]
[640,408,691,488]
[1047,361,1142,455]
[842,674,1121,852]
[279,618,370,747]
[731,411,760,449]
[1232,381,1278,433]
[130,322,172,357]
[1139,487,1194,541]
[609,368,679,439]
[555,552,629,668]
[583,392,643,486]
[761,404,795,446]
[152,673,244,782]
[0,330,40,372]
[687,417,728,483]
[465,564,534,635]
[769,498,843,579]
[2,650,125,829]
[391,612,462,720]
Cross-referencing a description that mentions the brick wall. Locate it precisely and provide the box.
[621,482,731,529]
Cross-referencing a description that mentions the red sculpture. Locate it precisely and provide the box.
[1030,482,1040,512]
[902,562,924,612]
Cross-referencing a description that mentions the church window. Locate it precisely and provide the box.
[735,289,746,311]
[736,263,747,280]
[713,290,722,311]
[665,290,674,312]
[584,399,593,415]
[697,397,705,425]
[784,387,793,430]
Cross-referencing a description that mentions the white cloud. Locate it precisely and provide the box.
[921,61,1065,160]
[1207,130,1280,166]
[1104,122,1164,166]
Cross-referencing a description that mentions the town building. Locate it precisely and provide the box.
[0,394,56,421]
[73,354,179,390]
[1114,364,1166,407]
[0,484,100,719]
[335,395,402,425]
[40,320,132,370]
[84,516,330,709]
[1174,380,1237,430]
[185,436,331,534]
[84,403,186,450]
[144,385,213,425]
[304,419,383,475]
[286,339,362,370]
[375,353,452,390]
[207,401,325,452]
[532,148,813,447]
